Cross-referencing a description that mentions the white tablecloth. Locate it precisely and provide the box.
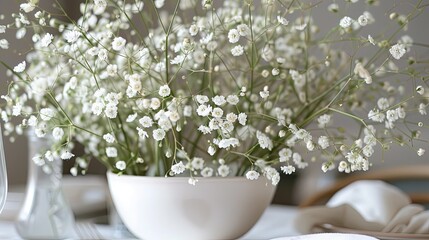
[0,205,299,240]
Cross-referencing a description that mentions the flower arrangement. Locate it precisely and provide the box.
[0,0,428,185]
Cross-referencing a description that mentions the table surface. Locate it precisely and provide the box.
[0,205,300,240]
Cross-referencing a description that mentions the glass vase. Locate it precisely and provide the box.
[0,123,7,213]
[15,130,75,239]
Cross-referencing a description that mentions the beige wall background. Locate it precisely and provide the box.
[0,1,428,192]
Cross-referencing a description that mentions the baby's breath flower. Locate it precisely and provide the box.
[281,165,295,174]
[61,151,74,160]
[52,127,64,140]
[228,29,240,43]
[106,147,118,158]
[318,136,330,149]
[0,39,9,49]
[389,43,406,60]
[238,113,247,125]
[152,128,166,141]
[231,45,244,56]
[115,160,126,171]
[158,85,171,97]
[112,37,126,51]
[171,161,186,175]
[13,61,26,73]
[339,16,353,28]
[277,16,289,25]
[189,24,198,36]
[201,167,213,177]
[417,148,425,156]
[103,133,115,143]
[39,33,53,47]
[217,164,230,177]
[246,170,260,180]
[358,14,368,26]
[40,108,55,121]
[64,30,81,43]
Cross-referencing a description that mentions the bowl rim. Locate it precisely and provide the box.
[106,171,273,184]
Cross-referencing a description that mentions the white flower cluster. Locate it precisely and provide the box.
[0,0,427,184]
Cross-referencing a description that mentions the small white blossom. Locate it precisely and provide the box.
[103,133,115,143]
[389,43,406,60]
[218,138,239,149]
[105,103,118,118]
[317,114,331,128]
[61,151,75,160]
[419,103,427,115]
[256,131,273,150]
[318,136,330,149]
[154,0,165,8]
[246,170,260,180]
[93,0,107,15]
[208,146,216,156]
[218,165,230,177]
[354,62,372,84]
[358,14,368,26]
[281,165,295,175]
[201,167,213,177]
[196,104,212,116]
[20,3,36,13]
[211,107,223,118]
[191,157,204,170]
[417,148,425,156]
[153,128,166,141]
[368,109,385,122]
[277,16,289,25]
[377,98,390,110]
[13,61,26,73]
[106,147,118,158]
[416,86,424,95]
[139,116,154,128]
[231,45,244,56]
[116,160,126,171]
[0,39,9,49]
[259,86,270,99]
[238,113,247,125]
[340,16,353,28]
[189,24,199,36]
[212,95,226,106]
[64,30,81,43]
[237,24,250,36]
[279,148,292,162]
[112,37,126,51]
[0,25,5,33]
[40,33,53,47]
[32,154,45,166]
[228,29,240,43]
[226,113,237,123]
[137,127,148,139]
[171,161,186,174]
[195,95,209,104]
[226,95,239,105]
[52,127,64,140]
[40,108,55,121]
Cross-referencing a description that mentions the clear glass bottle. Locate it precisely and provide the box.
[15,130,75,239]
[0,123,7,213]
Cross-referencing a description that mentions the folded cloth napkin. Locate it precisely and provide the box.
[295,180,429,234]
[271,233,378,240]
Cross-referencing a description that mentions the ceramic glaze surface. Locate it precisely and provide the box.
[107,172,276,240]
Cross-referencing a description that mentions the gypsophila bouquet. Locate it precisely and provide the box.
[0,0,428,185]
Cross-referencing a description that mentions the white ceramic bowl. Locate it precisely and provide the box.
[107,172,276,240]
